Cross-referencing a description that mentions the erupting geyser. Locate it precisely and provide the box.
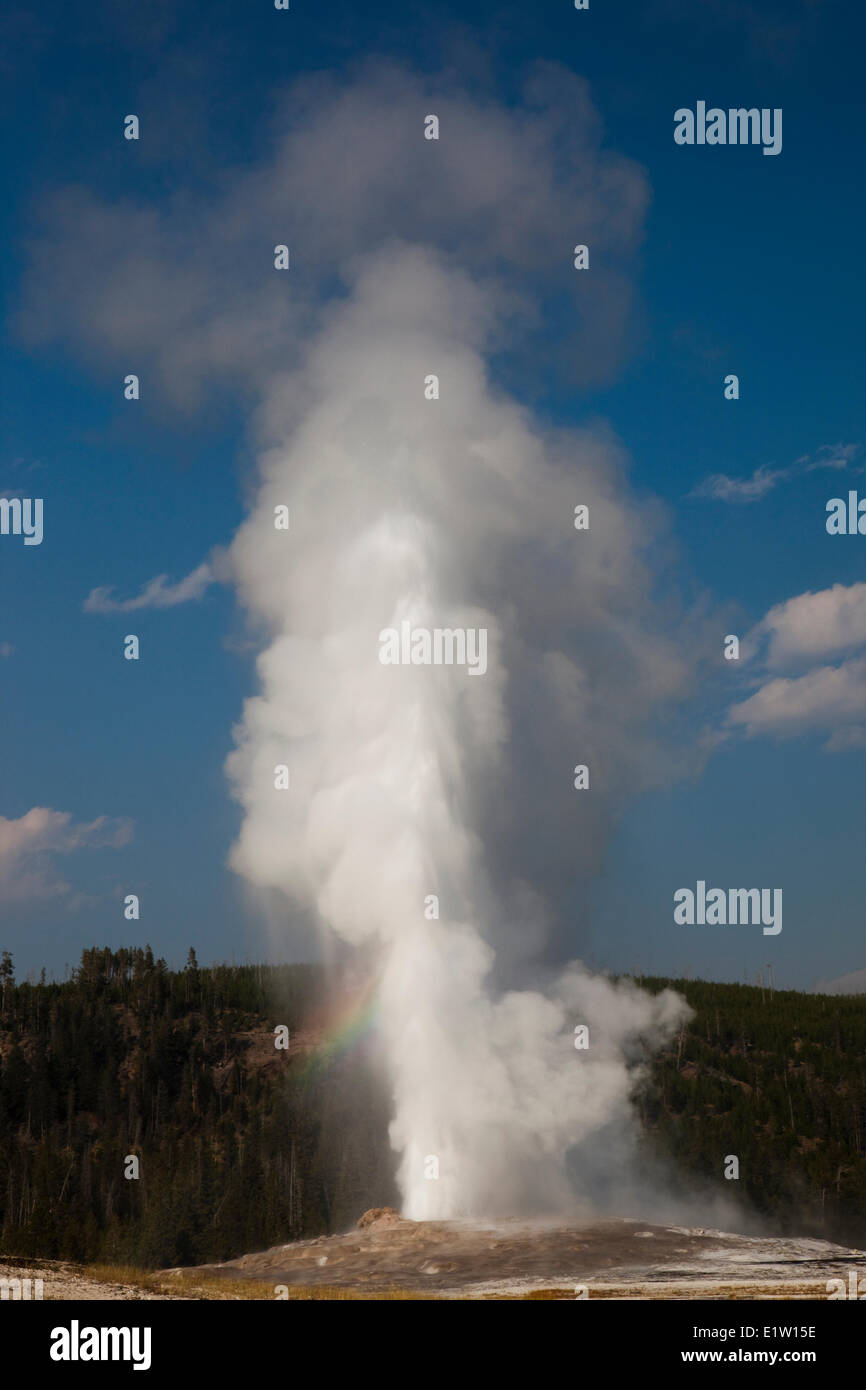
[225,243,689,1220]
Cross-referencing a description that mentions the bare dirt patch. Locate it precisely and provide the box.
[0,1257,190,1300]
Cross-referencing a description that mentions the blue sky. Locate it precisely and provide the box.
[2,0,865,989]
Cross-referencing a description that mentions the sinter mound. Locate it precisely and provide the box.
[356,1207,405,1230]
[173,1216,866,1298]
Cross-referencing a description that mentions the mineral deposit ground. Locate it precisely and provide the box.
[169,1209,866,1300]
[7,1210,864,1300]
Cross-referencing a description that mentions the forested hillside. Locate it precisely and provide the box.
[639,975,866,1243]
[1,950,864,1266]
[0,947,397,1266]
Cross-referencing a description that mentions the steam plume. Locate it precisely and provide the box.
[225,245,689,1218]
[20,58,697,1219]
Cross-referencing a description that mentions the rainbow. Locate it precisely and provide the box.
[291,977,381,1079]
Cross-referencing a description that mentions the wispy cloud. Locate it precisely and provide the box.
[799,442,860,472]
[690,443,860,504]
[690,465,785,503]
[84,560,214,613]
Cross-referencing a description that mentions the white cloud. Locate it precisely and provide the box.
[728,580,866,748]
[0,807,132,902]
[752,582,866,667]
[727,657,866,747]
